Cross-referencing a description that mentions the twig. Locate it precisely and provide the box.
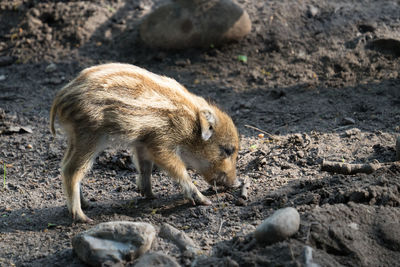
[218,219,225,235]
[305,222,319,243]
[303,245,320,267]
[396,136,400,161]
[321,160,379,175]
[3,164,6,189]
[240,176,250,199]
[214,180,220,202]
[333,125,352,131]
[244,124,273,137]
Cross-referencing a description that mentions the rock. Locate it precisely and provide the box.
[358,23,376,33]
[341,117,355,125]
[45,77,63,85]
[174,59,191,67]
[0,75,6,81]
[369,38,400,57]
[396,136,400,161]
[29,8,41,17]
[254,207,300,245]
[45,63,57,73]
[133,252,180,267]
[344,128,361,137]
[379,221,400,251]
[0,56,15,67]
[72,221,156,266]
[235,197,246,206]
[140,0,251,50]
[27,15,43,30]
[307,5,319,18]
[1,125,33,135]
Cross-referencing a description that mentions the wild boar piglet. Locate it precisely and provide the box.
[50,63,240,222]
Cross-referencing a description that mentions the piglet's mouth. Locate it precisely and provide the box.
[210,174,240,189]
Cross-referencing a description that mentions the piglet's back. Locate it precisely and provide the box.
[50,63,208,138]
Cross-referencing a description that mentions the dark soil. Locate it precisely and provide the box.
[1,0,400,266]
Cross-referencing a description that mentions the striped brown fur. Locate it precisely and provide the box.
[50,63,239,222]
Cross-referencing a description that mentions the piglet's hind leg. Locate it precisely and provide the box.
[132,146,155,199]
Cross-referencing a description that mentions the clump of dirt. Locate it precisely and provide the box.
[1,0,400,266]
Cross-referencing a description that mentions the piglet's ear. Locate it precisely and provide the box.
[199,109,216,141]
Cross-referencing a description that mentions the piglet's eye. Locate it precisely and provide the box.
[220,146,234,157]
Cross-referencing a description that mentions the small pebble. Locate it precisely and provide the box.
[348,222,359,230]
[45,63,57,73]
[175,59,191,67]
[0,56,15,66]
[307,5,319,17]
[235,197,246,206]
[344,128,361,137]
[341,117,355,125]
[254,207,300,244]
[297,150,305,158]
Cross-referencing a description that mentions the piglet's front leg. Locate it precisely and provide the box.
[150,149,212,206]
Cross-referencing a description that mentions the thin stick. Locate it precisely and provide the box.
[240,176,250,199]
[159,223,200,254]
[3,164,6,189]
[244,124,273,137]
[305,222,319,243]
[214,180,220,202]
[321,160,379,175]
[218,219,225,234]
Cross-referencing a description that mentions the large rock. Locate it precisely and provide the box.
[133,252,181,267]
[72,221,156,266]
[140,0,251,50]
[254,207,300,245]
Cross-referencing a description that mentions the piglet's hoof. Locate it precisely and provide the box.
[72,211,94,224]
[191,194,212,206]
[140,190,156,199]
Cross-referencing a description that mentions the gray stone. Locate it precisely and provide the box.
[133,252,180,267]
[379,221,400,251]
[140,0,251,50]
[396,135,400,161]
[72,221,156,267]
[307,5,319,18]
[369,38,400,57]
[254,207,300,245]
[341,117,355,125]
[0,56,15,66]
[45,63,57,73]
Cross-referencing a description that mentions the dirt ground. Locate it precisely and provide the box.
[1,0,400,266]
